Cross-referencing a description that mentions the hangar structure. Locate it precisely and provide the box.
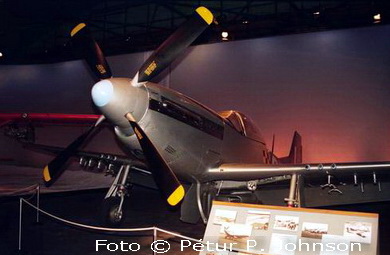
[0,0,389,212]
[0,0,389,64]
[0,1,390,254]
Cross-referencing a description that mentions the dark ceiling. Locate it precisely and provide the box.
[0,0,389,65]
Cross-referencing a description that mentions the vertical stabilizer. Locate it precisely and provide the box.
[279,131,302,164]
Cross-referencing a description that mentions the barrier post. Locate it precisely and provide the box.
[36,185,40,224]
[153,227,157,255]
[18,198,23,252]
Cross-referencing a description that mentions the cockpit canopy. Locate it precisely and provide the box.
[219,110,264,143]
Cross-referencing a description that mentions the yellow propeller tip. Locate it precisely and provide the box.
[125,112,136,122]
[196,6,213,25]
[167,185,185,206]
[70,23,86,37]
[43,165,51,182]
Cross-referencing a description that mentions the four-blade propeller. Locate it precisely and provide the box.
[43,6,214,206]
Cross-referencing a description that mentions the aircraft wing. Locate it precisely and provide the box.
[0,113,101,127]
[23,143,150,175]
[23,143,158,190]
[208,162,390,181]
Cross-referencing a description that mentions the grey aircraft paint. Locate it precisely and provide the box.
[95,78,268,183]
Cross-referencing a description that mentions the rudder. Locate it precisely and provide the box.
[279,131,302,164]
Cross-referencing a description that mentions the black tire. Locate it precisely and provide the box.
[100,197,126,227]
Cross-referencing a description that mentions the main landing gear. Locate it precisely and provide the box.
[101,165,131,226]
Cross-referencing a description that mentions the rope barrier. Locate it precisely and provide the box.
[17,188,207,254]
[14,185,244,254]
[1,184,38,197]
[21,198,201,241]
[22,199,155,232]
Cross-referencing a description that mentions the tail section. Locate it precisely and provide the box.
[279,131,302,164]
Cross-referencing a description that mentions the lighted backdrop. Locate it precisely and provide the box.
[0,25,389,163]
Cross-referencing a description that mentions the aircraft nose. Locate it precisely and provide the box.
[91,80,114,107]
[89,78,149,135]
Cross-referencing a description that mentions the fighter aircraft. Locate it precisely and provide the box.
[2,6,390,226]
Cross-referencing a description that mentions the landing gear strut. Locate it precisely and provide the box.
[101,165,131,226]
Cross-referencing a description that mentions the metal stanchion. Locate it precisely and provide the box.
[36,185,40,224]
[18,198,23,253]
[153,227,157,255]
[286,173,298,207]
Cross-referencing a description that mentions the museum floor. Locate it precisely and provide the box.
[0,185,389,255]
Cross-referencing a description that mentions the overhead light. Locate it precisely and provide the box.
[0,52,3,57]
[221,31,229,41]
[313,11,320,15]
[373,13,381,23]
[242,20,249,24]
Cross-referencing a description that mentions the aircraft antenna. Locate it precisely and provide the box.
[270,134,275,164]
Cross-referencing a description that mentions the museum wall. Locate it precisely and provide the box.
[0,25,389,163]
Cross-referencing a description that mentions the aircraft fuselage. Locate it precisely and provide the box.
[93,78,268,183]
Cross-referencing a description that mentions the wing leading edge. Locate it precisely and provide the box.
[24,143,149,175]
[0,113,101,127]
[208,162,390,181]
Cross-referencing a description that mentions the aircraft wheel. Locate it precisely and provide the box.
[100,197,125,227]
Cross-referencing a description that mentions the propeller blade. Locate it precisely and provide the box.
[124,113,185,206]
[132,6,213,85]
[43,116,105,187]
[70,23,112,80]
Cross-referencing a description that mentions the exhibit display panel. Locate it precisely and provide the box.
[201,201,378,255]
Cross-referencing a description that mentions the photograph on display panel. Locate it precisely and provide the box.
[245,210,271,231]
[301,222,329,240]
[214,209,238,225]
[218,223,253,250]
[273,215,300,232]
[343,221,372,244]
